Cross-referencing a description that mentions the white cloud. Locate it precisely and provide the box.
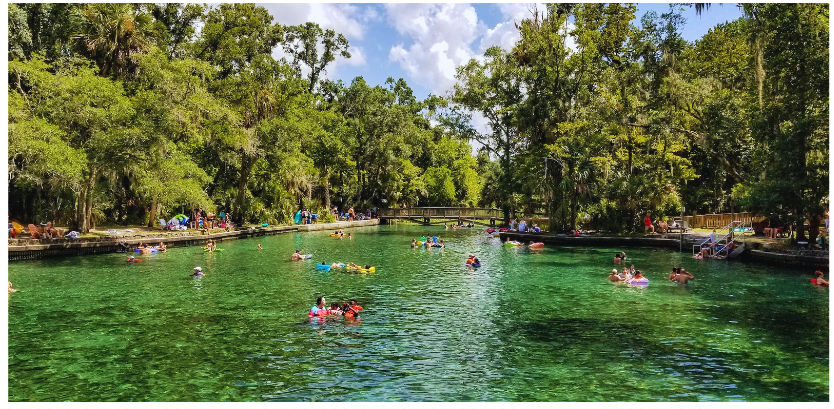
[384,2,582,98]
[385,3,485,96]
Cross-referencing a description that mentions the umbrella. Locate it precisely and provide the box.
[10,220,24,235]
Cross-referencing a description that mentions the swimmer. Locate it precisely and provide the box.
[608,269,622,282]
[471,258,481,268]
[157,242,167,252]
[630,270,648,283]
[349,299,363,311]
[346,262,361,270]
[9,281,17,293]
[348,233,352,240]
[327,302,343,316]
[813,271,828,286]
[291,249,303,261]
[258,243,262,250]
[308,296,327,317]
[411,239,417,248]
[465,254,475,265]
[614,253,621,264]
[128,255,141,263]
[330,262,345,269]
[191,266,204,277]
[672,269,694,284]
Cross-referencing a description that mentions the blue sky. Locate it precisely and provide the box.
[258,2,745,101]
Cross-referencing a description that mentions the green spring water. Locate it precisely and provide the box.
[8,225,829,401]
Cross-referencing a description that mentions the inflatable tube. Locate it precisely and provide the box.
[529,242,544,248]
[330,233,340,237]
[316,264,332,271]
[486,228,497,234]
[470,262,481,268]
[630,278,649,284]
[135,248,158,253]
[359,267,376,273]
[810,278,829,286]
[504,242,522,247]
[203,248,222,252]
[300,254,313,260]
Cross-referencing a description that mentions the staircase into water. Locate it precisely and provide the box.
[694,220,752,259]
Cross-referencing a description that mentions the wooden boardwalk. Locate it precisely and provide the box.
[378,207,502,226]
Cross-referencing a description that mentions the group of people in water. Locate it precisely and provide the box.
[331,230,352,240]
[308,296,363,319]
[412,235,445,248]
[607,252,696,285]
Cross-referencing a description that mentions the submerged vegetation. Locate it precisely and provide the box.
[7,3,828,241]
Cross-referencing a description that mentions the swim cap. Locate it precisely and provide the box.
[194,267,202,271]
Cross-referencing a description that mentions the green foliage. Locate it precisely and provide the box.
[7,3,826,239]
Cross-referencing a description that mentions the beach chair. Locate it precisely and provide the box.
[27,224,42,239]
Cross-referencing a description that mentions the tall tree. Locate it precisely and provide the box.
[282,22,351,94]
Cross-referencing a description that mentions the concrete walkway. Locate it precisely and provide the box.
[8,219,381,261]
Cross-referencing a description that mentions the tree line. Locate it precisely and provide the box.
[7,3,828,241]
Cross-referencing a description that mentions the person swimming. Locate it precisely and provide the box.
[128,255,141,263]
[191,266,204,277]
[608,269,622,282]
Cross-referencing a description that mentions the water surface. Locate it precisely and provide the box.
[8,225,829,401]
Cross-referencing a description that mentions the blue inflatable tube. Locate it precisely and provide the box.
[316,264,331,271]
[135,248,158,253]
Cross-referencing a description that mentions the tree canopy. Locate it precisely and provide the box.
[8,3,828,241]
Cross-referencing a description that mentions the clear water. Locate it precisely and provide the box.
[7,225,829,402]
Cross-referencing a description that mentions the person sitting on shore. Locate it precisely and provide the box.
[291,250,304,261]
[608,269,622,282]
[308,296,328,317]
[191,266,204,277]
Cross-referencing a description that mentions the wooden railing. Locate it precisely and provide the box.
[378,207,502,219]
[682,212,764,230]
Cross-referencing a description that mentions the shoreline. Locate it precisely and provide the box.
[500,231,829,270]
[8,219,381,261]
[8,222,827,269]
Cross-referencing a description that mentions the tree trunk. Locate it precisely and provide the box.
[808,215,820,243]
[324,167,331,212]
[75,168,98,233]
[234,155,253,225]
[147,198,158,228]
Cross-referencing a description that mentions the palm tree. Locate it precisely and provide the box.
[73,3,153,78]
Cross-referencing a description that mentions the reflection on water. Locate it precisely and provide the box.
[8,225,829,401]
